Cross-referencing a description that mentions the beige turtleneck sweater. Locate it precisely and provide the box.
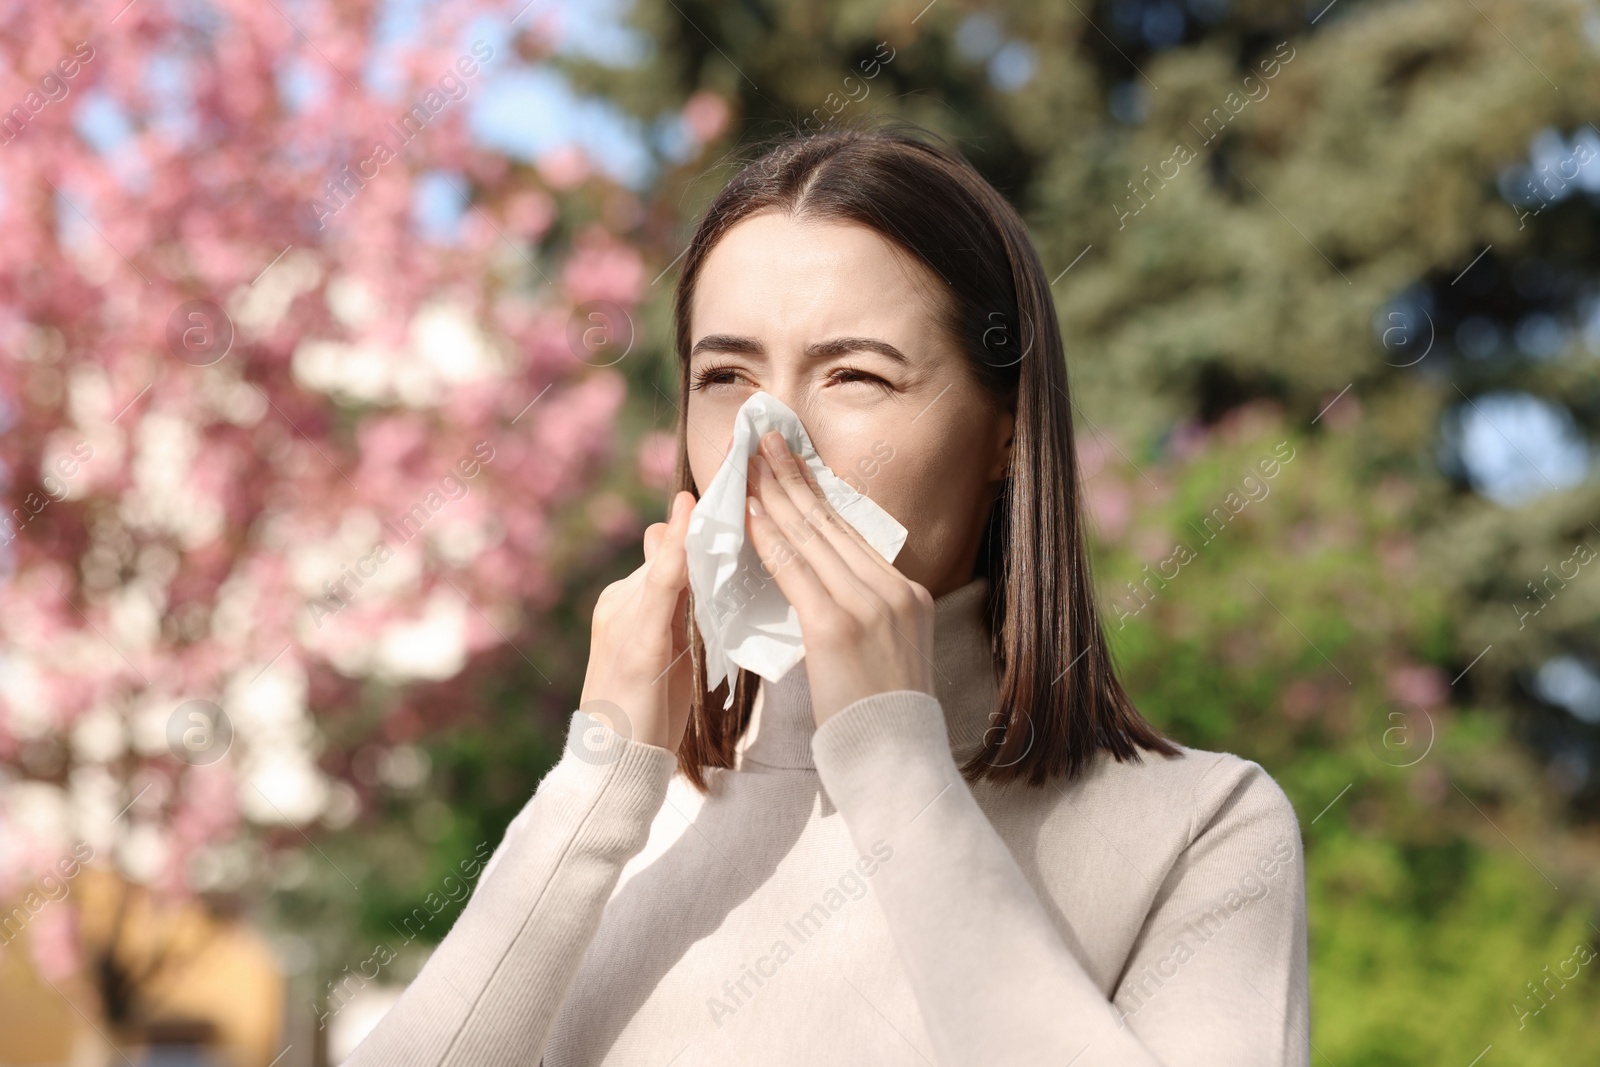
[346,577,1309,1066]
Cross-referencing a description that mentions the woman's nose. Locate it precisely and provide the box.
[760,381,815,424]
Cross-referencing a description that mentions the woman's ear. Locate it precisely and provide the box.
[987,406,1015,482]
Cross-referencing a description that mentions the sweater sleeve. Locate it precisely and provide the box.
[344,711,678,1067]
[810,690,1309,1067]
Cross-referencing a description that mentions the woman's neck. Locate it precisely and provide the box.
[735,576,997,771]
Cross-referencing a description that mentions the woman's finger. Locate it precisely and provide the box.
[649,492,693,582]
[749,453,884,621]
[763,432,896,569]
[756,432,905,598]
[638,491,694,633]
[744,487,849,632]
[771,437,936,626]
[790,443,903,575]
[642,521,667,564]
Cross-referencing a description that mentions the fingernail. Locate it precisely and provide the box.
[761,432,786,461]
[747,495,764,518]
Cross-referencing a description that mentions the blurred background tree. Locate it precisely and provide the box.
[3,0,1600,1063]
[0,0,690,1058]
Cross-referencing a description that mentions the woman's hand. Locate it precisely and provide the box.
[744,430,936,725]
[578,490,697,753]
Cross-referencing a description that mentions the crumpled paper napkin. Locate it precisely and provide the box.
[685,391,908,706]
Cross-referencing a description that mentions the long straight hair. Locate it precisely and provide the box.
[668,121,1176,789]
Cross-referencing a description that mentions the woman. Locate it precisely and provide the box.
[348,124,1309,1066]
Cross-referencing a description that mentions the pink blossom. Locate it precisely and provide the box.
[562,227,646,306]
[1165,421,1210,462]
[537,145,592,191]
[1084,473,1132,542]
[683,91,732,144]
[26,898,82,983]
[0,0,646,912]
[1388,664,1449,710]
[587,492,639,542]
[636,431,679,491]
[505,190,556,240]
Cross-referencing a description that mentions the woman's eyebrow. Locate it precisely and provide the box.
[690,334,764,358]
[806,337,908,365]
[688,334,908,365]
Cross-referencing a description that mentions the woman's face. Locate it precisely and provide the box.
[685,212,1013,598]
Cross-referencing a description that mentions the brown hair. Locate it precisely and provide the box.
[669,120,1176,789]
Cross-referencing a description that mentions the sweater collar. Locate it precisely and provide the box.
[735,576,998,771]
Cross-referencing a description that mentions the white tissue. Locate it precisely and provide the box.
[685,391,908,706]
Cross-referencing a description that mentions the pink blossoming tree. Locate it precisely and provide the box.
[0,0,726,1028]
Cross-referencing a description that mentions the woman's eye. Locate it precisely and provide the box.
[830,367,892,390]
[690,366,743,390]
